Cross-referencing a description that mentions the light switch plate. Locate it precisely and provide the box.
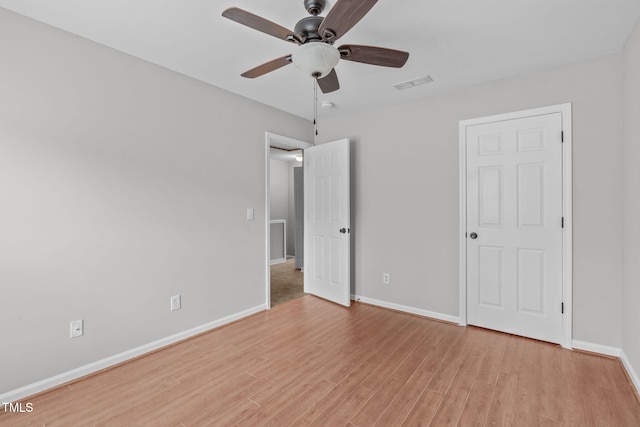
[170,295,181,311]
[246,208,254,220]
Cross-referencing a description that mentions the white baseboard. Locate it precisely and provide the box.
[270,258,286,265]
[571,340,622,357]
[352,294,460,324]
[0,304,266,404]
[621,350,640,397]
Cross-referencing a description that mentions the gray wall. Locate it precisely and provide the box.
[269,158,301,258]
[316,54,624,348]
[0,8,311,394]
[623,20,640,383]
[269,159,289,259]
[269,222,286,261]
[287,163,301,257]
[269,159,289,222]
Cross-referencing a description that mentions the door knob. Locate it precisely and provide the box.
[339,228,347,234]
[470,232,478,239]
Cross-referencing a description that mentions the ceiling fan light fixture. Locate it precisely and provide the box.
[291,42,339,78]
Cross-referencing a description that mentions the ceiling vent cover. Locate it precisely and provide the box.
[393,75,433,90]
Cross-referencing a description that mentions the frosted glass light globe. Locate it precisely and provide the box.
[291,42,340,78]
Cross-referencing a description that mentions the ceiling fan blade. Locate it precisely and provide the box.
[241,55,292,78]
[338,45,409,68]
[317,69,340,93]
[318,0,378,41]
[222,7,300,44]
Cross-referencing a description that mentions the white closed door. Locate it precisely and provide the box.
[466,113,563,344]
[304,139,350,307]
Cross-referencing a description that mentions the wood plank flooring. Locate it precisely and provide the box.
[270,258,305,307]
[1,295,639,426]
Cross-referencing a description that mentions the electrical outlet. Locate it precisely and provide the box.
[383,273,390,285]
[170,295,181,311]
[70,320,83,338]
[246,208,254,221]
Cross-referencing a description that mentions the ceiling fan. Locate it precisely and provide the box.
[222,0,409,93]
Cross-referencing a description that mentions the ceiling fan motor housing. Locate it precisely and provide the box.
[295,16,324,42]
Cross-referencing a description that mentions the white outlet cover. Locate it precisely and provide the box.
[246,208,254,221]
[70,320,83,338]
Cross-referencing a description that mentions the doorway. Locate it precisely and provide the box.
[459,104,573,348]
[265,133,313,308]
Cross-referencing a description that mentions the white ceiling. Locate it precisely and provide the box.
[270,147,303,163]
[1,0,639,121]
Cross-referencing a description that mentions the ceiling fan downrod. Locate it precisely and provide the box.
[304,0,326,16]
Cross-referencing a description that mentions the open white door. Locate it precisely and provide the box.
[304,139,351,307]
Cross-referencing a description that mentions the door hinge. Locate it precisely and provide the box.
[561,131,564,143]
[561,217,564,228]
[561,302,564,314]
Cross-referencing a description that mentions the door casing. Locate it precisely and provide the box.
[458,104,573,349]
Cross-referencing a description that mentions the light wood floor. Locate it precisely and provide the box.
[2,295,639,426]
[270,258,305,307]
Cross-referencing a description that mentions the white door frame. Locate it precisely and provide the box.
[458,103,573,349]
[265,132,313,309]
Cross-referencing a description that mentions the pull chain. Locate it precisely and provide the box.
[314,77,318,136]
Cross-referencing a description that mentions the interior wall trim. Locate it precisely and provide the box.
[572,340,621,357]
[352,294,461,324]
[621,350,640,400]
[0,304,266,405]
[571,343,640,399]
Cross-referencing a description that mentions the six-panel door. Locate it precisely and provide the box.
[304,139,351,307]
[466,113,563,344]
